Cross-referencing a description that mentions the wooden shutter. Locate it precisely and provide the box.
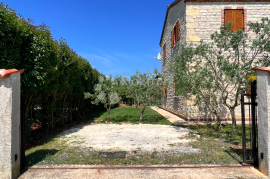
[177,20,180,41]
[234,10,244,32]
[225,10,233,31]
[225,10,244,32]
[175,21,179,42]
[171,29,174,47]
[174,26,177,45]
[163,86,166,96]
[163,43,166,58]
[174,83,176,96]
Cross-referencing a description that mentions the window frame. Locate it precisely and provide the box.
[171,20,180,48]
[222,7,247,33]
[163,43,166,59]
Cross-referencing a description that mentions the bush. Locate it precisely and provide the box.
[0,3,103,138]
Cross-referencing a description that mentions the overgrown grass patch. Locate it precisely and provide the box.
[185,124,251,147]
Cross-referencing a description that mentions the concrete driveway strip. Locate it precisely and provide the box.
[19,165,267,179]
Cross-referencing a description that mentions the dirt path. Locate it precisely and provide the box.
[19,165,267,179]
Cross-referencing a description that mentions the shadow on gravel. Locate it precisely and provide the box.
[224,147,243,164]
[25,149,59,167]
[98,151,127,159]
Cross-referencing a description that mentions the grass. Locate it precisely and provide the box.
[91,106,172,125]
[187,124,251,147]
[25,107,250,167]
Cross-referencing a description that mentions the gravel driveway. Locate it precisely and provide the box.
[58,123,200,153]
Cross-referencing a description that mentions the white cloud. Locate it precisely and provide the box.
[80,53,113,66]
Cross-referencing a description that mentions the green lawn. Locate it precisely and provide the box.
[90,106,172,125]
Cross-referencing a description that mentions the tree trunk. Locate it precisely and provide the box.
[139,107,146,122]
[25,95,33,120]
[51,106,54,131]
[216,114,221,130]
[107,104,111,122]
[230,108,237,136]
[139,113,143,122]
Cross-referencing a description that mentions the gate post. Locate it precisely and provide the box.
[253,67,270,176]
[0,69,24,179]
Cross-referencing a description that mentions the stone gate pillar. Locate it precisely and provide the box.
[0,69,24,179]
[253,67,270,176]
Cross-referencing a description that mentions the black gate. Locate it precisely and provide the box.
[241,81,258,165]
[20,94,26,173]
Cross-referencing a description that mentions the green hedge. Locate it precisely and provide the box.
[0,3,103,138]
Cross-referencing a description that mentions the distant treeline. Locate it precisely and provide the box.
[0,3,104,138]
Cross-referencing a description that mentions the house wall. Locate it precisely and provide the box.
[186,2,270,43]
[160,0,187,118]
[160,1,270,121]
[184,2,270,120]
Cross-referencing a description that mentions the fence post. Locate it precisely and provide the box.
[253,67,270,176]
[0,69,24,179]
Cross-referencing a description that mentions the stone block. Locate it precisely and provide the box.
[187,10,200,16]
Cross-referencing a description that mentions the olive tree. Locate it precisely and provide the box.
[172,18,270,135]
[125,68,168,122]
[85,75,123,122]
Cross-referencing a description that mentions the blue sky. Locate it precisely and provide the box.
[4,0,173,76]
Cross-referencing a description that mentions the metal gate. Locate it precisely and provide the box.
[241,80,258,165]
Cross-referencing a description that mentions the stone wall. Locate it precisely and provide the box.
[160,0,186,113]
[184,1,270,120]
[186,2,270,43]
[160,1,270,121]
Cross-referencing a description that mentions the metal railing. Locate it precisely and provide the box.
[241,81,258,165]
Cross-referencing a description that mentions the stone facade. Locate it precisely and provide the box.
[160,0,270,121]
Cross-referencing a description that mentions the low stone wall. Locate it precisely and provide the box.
[163,96,245,121]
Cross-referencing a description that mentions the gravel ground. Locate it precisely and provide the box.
[58,123,200,153]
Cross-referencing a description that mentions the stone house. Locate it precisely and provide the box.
[159,0,270,121]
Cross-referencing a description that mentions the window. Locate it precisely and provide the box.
[174,83,177,96]
[224,10,244,32]
[171,20,180,47]
[163,43,166,58]
[163,86,167,97]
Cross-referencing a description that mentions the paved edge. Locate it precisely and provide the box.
[28,164,251,169]
[20,165,267,179]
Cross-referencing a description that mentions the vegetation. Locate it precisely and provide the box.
[171,17,270,135]
[92,106,171,125]
[188,124,250,147]
[85,75,124,122]
[124,69,168,122]
[0,3,103,139]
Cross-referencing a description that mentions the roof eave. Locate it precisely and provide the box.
[159,0,182,46]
